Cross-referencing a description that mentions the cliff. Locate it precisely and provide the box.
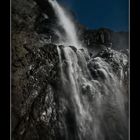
[11,0,129,140]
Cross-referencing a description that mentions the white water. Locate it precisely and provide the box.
[48,0,128,140]
[57,46,127,140]
[48,0,81,48]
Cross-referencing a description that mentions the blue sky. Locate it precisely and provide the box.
[58,0,129,31]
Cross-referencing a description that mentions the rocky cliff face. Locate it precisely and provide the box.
[11,0,129,140]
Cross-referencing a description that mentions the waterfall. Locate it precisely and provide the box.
[48,0,128,140]
[57,46,128,140]
[48,0,81,48]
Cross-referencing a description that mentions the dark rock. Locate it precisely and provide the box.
[69,46,77,52]
[12,37,61,140]
[34,0,57,19]
[81,28,128,51]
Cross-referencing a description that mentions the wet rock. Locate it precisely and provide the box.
[69,46,77,52]
[88,48,129,89]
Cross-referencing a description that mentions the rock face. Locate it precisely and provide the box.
[81,28,128,50]
[12,43,60,140]
[88,48,129,95]
[12,0,129,140]
[82,28,112,46]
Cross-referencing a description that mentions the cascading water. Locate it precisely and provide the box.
[48,0,81,48]
[48,0,128,140]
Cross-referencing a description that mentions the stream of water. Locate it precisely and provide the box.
[48,0,128,140]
